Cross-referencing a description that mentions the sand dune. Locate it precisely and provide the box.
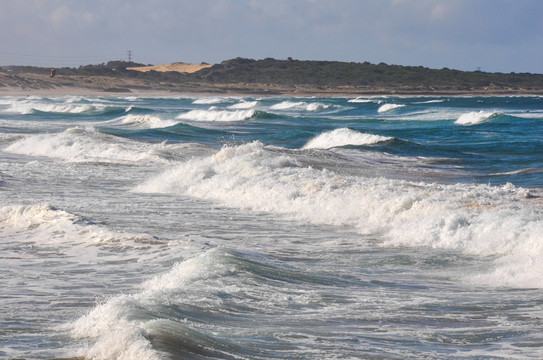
[127,62,212,73]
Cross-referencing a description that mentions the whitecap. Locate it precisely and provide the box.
[348,97,374,103]
[303,128,393,149]
[120,114,178,129]
[8,102,101,114]
[3,127,171,163]
[0,203,156,249]
[270,100,329,112]
[414,99,445,104]
[177,109,255,122]
[270,101,307,110]
[377,103,405,113]
[193,97,229,105]
[306,102,329,111]
[228,101,258,109]
[455,110,499,125]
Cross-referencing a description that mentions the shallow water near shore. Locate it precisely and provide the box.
[1,95,543,359]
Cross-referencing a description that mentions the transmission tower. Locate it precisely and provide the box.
[127,50,132,62]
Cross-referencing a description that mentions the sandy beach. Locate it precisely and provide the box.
[127,62,212,73]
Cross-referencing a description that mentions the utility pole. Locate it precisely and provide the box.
[127,50,132,62]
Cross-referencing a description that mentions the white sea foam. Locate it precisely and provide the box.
[192,97,229,105]
[228,100,258,109]
[120,114,178,129]
[270,101,306,110]
[177,109,255,122]
[0,203,155,249]
[70,295,161,360]
[7,102,101,115]
[388,109,463,122]
[303,128,393,149]
[348,97,374,103]
[455,111,499,125]
[378,103,406,113]
[414,99,445,104]
[270,101,330,112]
[0,203,80,238]
[3,127,171,163]
[134,141,543,287]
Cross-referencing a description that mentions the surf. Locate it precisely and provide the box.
[133,141,543,287]
[3,94,543,360]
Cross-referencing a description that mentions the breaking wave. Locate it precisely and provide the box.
[5,101,125,115]
[68,246,334,360]
[270,101,330,112]
[177,109,257,122]
[134,141,543,288]
[455,111,501,125]
[192,97,230,105]
[0,203,156,249]
[119,114,178,129]
[348,97,382,104]
[3,127,173,163]
[228,100,258,109]
[303,128,393,149]
[378,103,406,113]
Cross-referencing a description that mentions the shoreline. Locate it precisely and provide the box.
[2,72,543,98]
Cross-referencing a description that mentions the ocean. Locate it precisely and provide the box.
[1,94,543,359]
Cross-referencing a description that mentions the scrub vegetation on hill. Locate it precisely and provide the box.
[2,57,543,93]
[197,58,543,91]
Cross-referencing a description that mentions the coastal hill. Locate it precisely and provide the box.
[1,58,543,95]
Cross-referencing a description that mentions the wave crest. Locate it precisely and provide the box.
[378,103,405,113]
[270,101,330,112]
[4,127,172,163]
[192,97,229,105]
[455,111,500,125]
[134,142,543,287]
[348,97,382,104]
[303,128,393,149]
[177,109,256,122]
[228,100,258,109]
[7,102,101,115]
[0,203,156,248]
[120,114,178,129]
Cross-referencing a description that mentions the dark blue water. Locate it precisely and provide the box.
[90,96,543,187]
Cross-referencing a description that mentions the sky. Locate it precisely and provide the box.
[1,0,542,74]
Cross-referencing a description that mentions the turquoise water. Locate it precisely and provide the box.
[1,95,543,359]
